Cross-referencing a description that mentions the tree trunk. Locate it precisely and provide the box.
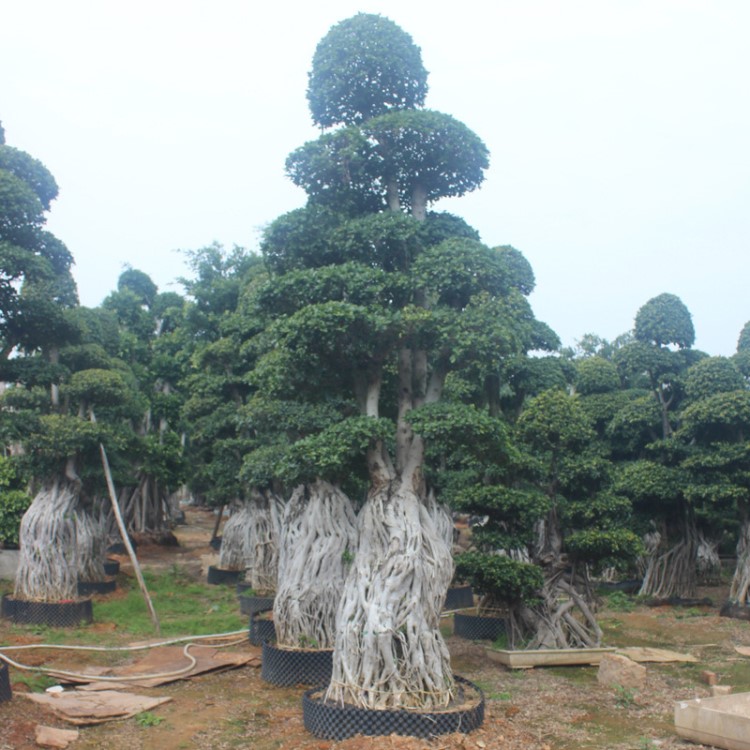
[76,508,106,582]
[219,502,251,571]
[729,515,750,605]
[326,480,455,710]
[638,518,698,599]
[14,481,80,602]
[508,565,601,649]
[244,489,284,595]
[273,481,357,649]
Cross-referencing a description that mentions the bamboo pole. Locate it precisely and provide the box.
[100,443,161,635]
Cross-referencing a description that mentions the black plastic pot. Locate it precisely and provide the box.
[720,601,750,620]
[77,579,117,596]
[0,660,11,703]
[261,642,333,687]
[453,613,506,641]
[240,595,274,617]
[1,594,93,628]
[303,675,484,739]
[206,566,241,585]
[236,581,253,596]
[443,585,474,611]
[103,559,120,576]
[107,538,137,555]
[249,613,276,646]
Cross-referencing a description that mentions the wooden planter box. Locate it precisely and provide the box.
[484,646,615,669]
[675,693,750,750]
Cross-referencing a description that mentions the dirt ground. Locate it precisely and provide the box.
[2,507,749,750]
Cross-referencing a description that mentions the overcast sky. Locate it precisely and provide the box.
[3,0,748,355]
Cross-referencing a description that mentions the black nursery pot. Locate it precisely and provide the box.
[77,579,117,596]
[261,642,333,687]
[249,613,276,646]
[443,585,474,610]
[453,612,507,641]
[103,558,120,576]
[206,566,241,585]
[720,600,750,621]
[239,595,275,617]
[1,593,93,628]
[0,660,11,703]
[303,675,485,740]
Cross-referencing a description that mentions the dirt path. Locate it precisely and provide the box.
[2,508,747,749]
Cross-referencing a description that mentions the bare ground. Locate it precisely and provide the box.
[2,508,749,750]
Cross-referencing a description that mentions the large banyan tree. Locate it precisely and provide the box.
[253,14,553,709]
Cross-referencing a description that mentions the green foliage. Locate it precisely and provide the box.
[576,357,621,395]
[307,13,428,128]
[455,551,542,604]
[737,320,750,353]
[0,456,31,545]
[566,527,642,571]
[685,357,745,402]
[680,391,750,442]
[277,416,393,485]
[604,590,636,612]
[634,293,695,349]
[517,389,593,453]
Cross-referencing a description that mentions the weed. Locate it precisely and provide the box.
[605,591,635,612]
[492,632,509,650]
[13,672,58,692]
[135,711,165,727]
[613,683,636,708]
[298,634,319,649]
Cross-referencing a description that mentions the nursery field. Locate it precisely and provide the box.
[1,507,749,750]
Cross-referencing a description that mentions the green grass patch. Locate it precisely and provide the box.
[94,567,244,638]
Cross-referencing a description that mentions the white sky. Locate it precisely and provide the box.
[2,0,748,355]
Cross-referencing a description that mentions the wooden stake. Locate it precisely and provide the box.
[100,443,161,635]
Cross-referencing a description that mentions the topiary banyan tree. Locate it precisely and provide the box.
[254,14,555,709]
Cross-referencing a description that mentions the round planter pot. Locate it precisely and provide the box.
[303,675,484,740]
[103,559,120,577]
[1,594,93,628]
[77,579,117,596]
[107,538,137,555]
[261,642,333,687]
[0,660,11,703]
[720,601,750,621]
[453,613,507,641]
[443,585,474,611]
[249,613,276,646]
[206,566,241,585]
[240,595,275,617]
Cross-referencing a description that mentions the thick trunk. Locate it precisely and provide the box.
[110,475,170,535]
[508,565,601,649]
[244,489,284,595]
[638,519,698,599]
[274,481,357,649]
[729,517,750,605]
[696,530,721,583]
[510,506,601,650]
[326,479,455,710]
[219,502,251,571]
[76,509,106,582]
[14,481,80,601]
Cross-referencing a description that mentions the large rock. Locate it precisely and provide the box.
[597,653,647,689]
